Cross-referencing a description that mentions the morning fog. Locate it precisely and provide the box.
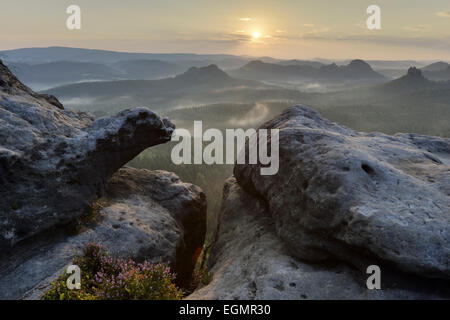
[171,121,279,175]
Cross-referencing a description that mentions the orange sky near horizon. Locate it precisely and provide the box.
[0,0,449,60]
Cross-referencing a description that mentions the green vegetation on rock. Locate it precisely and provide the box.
[42,243,183,300]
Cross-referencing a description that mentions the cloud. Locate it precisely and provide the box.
[303,24,314,27]
[224,32,253,42]
[239,18,252,22]
[437,11,450,18]
[301,26,330,38]
[402,24,430,32]
[355,21,366,29]
[298,33,450,51]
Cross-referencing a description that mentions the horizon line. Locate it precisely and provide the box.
[0,45,448,63]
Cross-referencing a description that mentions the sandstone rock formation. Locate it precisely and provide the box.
[102,167,206,286]
[0,60,175,249]
[189,178,449,299]
[0,167,206,299]
[0,61,206,299]
[190,105,450,299]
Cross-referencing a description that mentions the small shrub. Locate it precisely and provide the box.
[189,244,213,292]
[191,264,212,290]
[70,204,101,235]
[42,243,183,300]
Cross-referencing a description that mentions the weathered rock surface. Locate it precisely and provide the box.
[0,60,175,248]
[189,178,449,299]
[0,167,206,299]
[190,105,450,299]
[235,105,450,279]
[102,167,206,286]
[0,62,206,299]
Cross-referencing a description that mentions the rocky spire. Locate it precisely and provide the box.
[407,66,423,77]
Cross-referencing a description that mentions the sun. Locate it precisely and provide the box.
[252,31,260,39]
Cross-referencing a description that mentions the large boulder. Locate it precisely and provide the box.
[0,60,175,248]
[188,178,449,299]
[101,167,206,286]
[190,105,450,299]
[0,167,206,299]
[234,105,450,279]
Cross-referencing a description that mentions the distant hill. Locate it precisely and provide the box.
[45,64,246,96]
[422,63,450,81]
[380,67,436,93]
[112,59,184,79]
[364,60,428,79]
[319,59,385,80]
[5,59,194,89]
[363,60,425,69]
[0,47,255,88]
[332,66,450,103]
[277,60,324,68]
[0,46,244,64]
[6,61,122,89]
[230,59,385,83]
[174,57,250,70]
[43,64,271,113]
[229,60,318,81]
[424,67,450,81]
[172,64,240,85]
[213,57,250,70]
[422,61,449,72]
[302,66,450,108]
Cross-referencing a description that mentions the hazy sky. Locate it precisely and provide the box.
[1,0,449,60]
